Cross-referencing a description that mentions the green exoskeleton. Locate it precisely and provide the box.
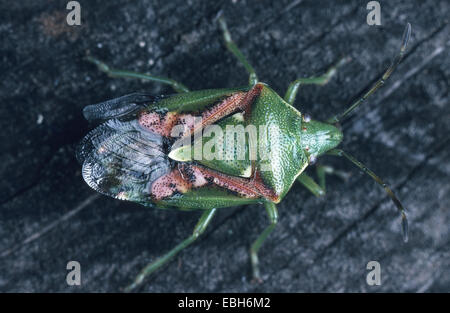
[78,15,411,291]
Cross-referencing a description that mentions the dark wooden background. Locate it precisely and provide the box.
[1,0,449,292]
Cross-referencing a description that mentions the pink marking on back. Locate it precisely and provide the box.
[151,169,190,200]
[149,163,278,202]
[174,113,197,137]
[192,165,261,198]
[199,92,246,130]
[139,111,177,137]
[150,164,209,200]
[138,87,262,138]
[192,164,279,202]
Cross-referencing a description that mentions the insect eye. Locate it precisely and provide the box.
[303,114,311,123]
[308,154,317,164]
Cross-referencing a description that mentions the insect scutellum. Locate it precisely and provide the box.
[80,13,411,291]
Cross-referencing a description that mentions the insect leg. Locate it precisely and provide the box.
[327,148,409,243]
[217,14,258,86]
[326,23,411,124]
[124,208,217,292]
[284,57,350,105]
[85,56,189,93]
[250,202,278,283]
[296,172,325,197]
[316,164,351,193]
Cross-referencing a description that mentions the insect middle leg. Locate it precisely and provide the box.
[124,208,217,292]
[86,56,189,93]
[284,57,350,105]
[250,202,278,283]
[217,15,258,87]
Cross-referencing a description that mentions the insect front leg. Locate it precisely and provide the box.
[124,208,217,292]
[284,57,350,105]
[217,14,258,87]
[250,202,278,283]
[316,164,351,194]
[297,166,350,197]
[85,56,189,93]
[296,172,325,197]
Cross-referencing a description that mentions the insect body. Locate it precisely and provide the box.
[78,16,411,291]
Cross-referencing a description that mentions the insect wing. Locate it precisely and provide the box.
[82,93,159,122]
[78,113,171,206]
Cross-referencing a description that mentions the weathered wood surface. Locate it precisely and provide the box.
[0,0,449,292]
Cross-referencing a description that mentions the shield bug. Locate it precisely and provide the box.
[77,15,411,291]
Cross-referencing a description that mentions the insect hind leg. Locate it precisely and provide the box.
[124,208,217,292]
[86,56,189,93]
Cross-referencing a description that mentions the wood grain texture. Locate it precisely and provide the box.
[0,0,449,292]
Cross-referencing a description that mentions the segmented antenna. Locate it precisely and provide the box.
[327,23,411,124]
[327,149,409,242]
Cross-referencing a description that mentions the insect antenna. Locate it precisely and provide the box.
[327,149,409,243]
[326,23,411,124]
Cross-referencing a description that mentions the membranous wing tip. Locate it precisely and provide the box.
[78,94,171,204]
[82,93,158,122]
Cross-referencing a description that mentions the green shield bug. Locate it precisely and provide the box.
[77,15,411,291]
